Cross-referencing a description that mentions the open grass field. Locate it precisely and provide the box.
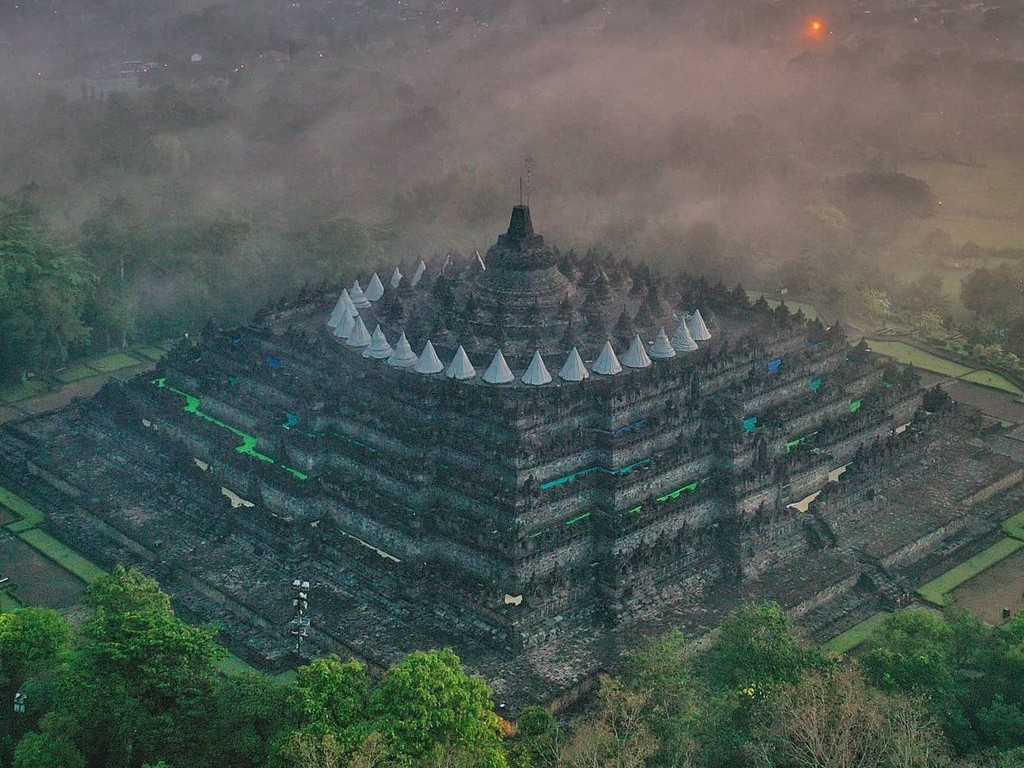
[917,537,1024,607]
[866,339,975,377]
[897,156,1024,251]
[952,548,1024,625]
[960,370,1024,396]
[823,611,891,655]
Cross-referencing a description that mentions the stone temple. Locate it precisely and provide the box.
[2,205,1023,708]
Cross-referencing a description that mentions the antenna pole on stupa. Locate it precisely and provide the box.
[519,175,524,206]
[525,157,533,206]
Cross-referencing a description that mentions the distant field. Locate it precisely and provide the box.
[917,537,1024,606]
[866,339,975,377]
[897,156,1024,251]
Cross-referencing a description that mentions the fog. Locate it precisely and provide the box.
[2,0,1024,359]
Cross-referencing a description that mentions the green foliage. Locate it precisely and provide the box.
[0,608,71,685]
[194,672,296,768]
[12,730,85,768]
[704,602,825,697]
[294,656,371,732]
[0,190,96,379]
[371,648,507,767]
[861,609,955,695]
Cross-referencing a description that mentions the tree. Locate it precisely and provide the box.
[0,608,71,685]
[557,675,658,768]
[370,648,507,767]
[12,730,85,768]
[195,672,296,768]
[704,602,823,697]
[828,171,937,237]
[0,190,96,380]
[293,656,371,733]
[750,668,947,768]
[36,565,224,768]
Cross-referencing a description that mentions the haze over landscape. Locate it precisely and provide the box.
[4,2,1024,768]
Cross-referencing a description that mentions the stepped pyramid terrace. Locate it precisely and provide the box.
[3,205,1024,709]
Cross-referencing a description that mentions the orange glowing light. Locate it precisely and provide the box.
[807,18,826,36]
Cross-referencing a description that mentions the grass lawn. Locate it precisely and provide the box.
[1003,509,1024,541]
[18,529,106,584]
[216,651,262,677]
[823,611,891,654]
[55,364,100,384]
[917,537,1024,607]
[87,352,145,373]
[0,379,48,405]
[960,370,1024,396]
[0,487,45,530]
[136,346,169,361]
[866,339,975,378]
[0,592,21,611]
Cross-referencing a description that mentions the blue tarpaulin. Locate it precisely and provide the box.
[767,359,782,374]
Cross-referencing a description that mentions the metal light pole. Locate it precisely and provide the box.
[290,579,310,657]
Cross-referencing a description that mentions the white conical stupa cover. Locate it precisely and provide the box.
[649,327,676,360]
[327,292,346,328]
[346,315,371,347]
[388,332,418,367]
[332,311,355,339]
[476,250,486,271]
[559,347,589,382]
[521,350,553,386]
[414,340,444,374]
[366,273,385,302]
[350,280,371,309]
[483,349,515,384]
[622,334,652,369]
[671,316,698,352]
[445,346,477,380]
[363,325,394,359]
[411,259,427,287]
[687,309,711,341]
[390,266,403,289]
[592,341,622,375]
[340,288,359,317]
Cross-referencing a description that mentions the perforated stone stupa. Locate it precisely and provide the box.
[2,204,1022,709]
